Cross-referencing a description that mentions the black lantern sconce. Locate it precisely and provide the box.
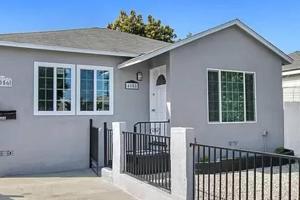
[136,72,143,81]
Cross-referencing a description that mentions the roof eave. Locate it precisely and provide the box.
[118,19,292,68]
[0,40,138,57]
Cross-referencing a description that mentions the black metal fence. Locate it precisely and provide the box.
[123,131,171,191]
[190,142,300,200]
[90,119,100,176]
[133,120,170,136]
[104,122,113,168]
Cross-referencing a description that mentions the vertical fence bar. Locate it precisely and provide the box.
[226,149,228,199]
[214,148,216,200]
[203,146,206,200]
[232,150,235,200]
[89,119,93,168]
[270,157,273,200]
[197,145,200,200]
[279,157,282,200]
[298,159,300,200]
[103,122,108,167]
[208,147,211,200]
[261,155,264,200]
[289,158,292,200]
[192,144,195,200]
[219,148,222,200]
[254,153,256,200]
[239,151,241,200]
[246,152,249,200]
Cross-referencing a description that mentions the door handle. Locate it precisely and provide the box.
[151,109,156,112]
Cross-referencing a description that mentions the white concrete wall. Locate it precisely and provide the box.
[284,102,300,156]
[110,122,194,200]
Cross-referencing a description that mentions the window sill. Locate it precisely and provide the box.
[76,111,113,116]
[34,111,75,116]
[207,121,257,125]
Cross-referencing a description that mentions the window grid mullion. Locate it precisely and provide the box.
[218,70,222,122]
[93,69,97,112]
[243,72,246,122]
[53,67,57,112]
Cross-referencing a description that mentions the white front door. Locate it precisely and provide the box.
[150,65,167,121]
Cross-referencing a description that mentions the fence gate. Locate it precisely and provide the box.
[89,119,100,176]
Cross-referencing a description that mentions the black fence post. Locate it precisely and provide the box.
[104,122,108,167]
[134,125,137,133]
[89,119,93,168]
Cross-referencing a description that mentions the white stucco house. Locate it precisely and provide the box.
[0,19,292,176]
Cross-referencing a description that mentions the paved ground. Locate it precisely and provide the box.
[0,169,137,200]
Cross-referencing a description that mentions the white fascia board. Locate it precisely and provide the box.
[282,69,300,76]
[0,40,138,57]
[118,19,292,69]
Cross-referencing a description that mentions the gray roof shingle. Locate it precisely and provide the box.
[0,27,169,56]
[283,51,300,71]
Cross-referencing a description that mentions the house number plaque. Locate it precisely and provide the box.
[0,76,12,87]
[125,80,139,90]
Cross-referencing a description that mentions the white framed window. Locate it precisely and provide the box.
[207,69,256,123]
[34,62,76,115]
[76,65,113,115]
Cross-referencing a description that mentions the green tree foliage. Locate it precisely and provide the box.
[107,10,176,43]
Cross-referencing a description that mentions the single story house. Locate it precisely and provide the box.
[0,19,292,176]
[282,51,300,155]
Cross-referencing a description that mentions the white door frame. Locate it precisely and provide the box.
[149,65,167,121]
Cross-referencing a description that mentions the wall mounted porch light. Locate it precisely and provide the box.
[136,72,143,81]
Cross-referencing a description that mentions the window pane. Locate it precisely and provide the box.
[221,71,244,122]
[38,67,54,111]
[208,71,219,122]
[80,69,94,111]
[56,67,72,111]
[96,70,110,111]
[245,73,255,121]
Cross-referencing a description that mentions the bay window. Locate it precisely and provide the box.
[208,69,256,123]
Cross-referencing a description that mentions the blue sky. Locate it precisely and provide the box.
[0,0,299,53]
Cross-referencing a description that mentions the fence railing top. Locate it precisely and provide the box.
[133,120,170,127]
[123,131,171,139]
[190,142,300,160]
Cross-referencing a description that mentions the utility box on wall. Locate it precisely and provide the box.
[0,110,16,120]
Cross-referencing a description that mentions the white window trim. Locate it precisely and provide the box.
[76,65,114,115]
[34,62,76,115]
[206,68,257,124]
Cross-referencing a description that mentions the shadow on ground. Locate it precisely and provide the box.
[0,194,23,200]
[2,169,97,179]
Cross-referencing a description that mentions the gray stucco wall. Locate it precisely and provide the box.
[169,26,284,152]
[0,47,150,176]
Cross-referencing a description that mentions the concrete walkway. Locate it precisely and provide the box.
[0,169,136,200]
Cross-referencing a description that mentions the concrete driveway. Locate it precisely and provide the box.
[0,169,136,200]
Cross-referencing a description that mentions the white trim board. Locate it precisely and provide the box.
[282,70,300,76]
[118,19,292,69]
[0,40,138,57]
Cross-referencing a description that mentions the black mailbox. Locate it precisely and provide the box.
[0,110,16,120]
